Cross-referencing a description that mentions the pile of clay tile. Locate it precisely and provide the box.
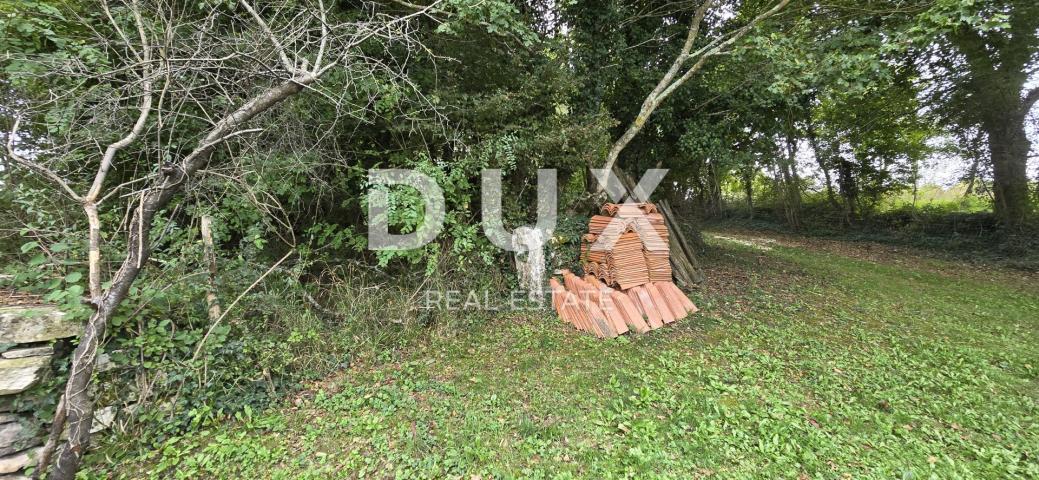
[548,203,698,338]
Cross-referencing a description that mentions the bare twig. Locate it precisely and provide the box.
[238,0,298,74]
[192,249,294,361]
[4,117,81,200]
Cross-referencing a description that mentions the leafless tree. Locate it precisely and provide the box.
[3,1,436,478]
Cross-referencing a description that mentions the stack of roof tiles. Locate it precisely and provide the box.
[582,203,673,288]
[551,203,698,338]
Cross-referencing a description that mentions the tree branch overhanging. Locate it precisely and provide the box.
[599,0,792,183]
[5,117,81,201]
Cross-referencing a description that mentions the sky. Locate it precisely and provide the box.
[916,78,1039,187]
[796,94,1039,190]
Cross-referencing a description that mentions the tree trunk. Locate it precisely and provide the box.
[53,177,178,478]
[947,12,1038,228]
[985,115,1033,228]
[201,216,222,321]
[836,154,857,225]
[910,159,920,213]
[964,153,980,196]
[779,131,802,229]
[742,164,755,219]
[706,161,722,217]
[50,76,310,480]
[806,119,839,210]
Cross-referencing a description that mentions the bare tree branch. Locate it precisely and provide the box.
[86,3,153,204]
[238,0,298,74]
[599,0,791,180]
[314,0,329,71]
[5,117,81,200]
[192,249,294,361]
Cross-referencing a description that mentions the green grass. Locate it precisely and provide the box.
[876,183,992,213]
[84,232,1039,479]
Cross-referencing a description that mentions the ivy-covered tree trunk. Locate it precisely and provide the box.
[836,156,858,225]
[742,164,755,219]
[948,3,1038,228]
[985,114,1033,228]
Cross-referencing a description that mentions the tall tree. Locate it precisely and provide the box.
[924,0,1039,227]
[597,0,792,178]
[564,0,792,285]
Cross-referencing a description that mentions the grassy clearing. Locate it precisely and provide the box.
[85,231,1039,479]
[876,183,991,213]
[705,211,1039,273]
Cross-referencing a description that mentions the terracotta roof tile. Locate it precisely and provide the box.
[548,204,699,337]
[612,291,650,333]
[644,283,676,324]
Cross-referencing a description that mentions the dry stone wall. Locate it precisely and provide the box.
[0,303,80,479]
